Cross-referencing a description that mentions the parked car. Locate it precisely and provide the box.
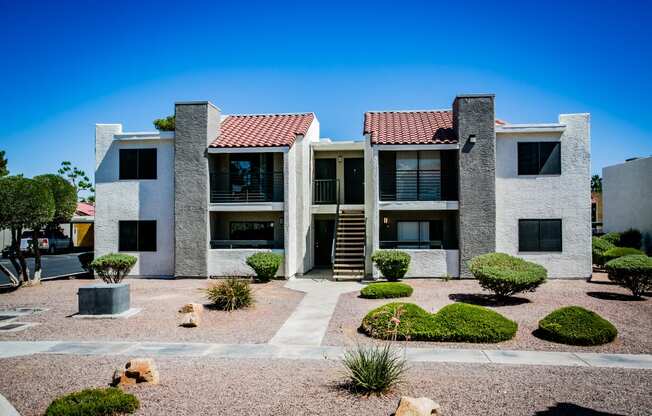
[19,230,72,254]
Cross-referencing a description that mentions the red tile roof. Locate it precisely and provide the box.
[76,202,95,216]
[364,110,456,145]
[210,113,314,148]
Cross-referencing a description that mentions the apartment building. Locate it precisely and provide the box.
[95,94,591,279]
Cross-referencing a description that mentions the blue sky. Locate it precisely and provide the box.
[1,0,650,178]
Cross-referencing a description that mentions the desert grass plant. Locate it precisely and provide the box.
[342,343,407,395]
[89,253,137,284]
[592,236,615,267]
[468,253,547,298]
[601,247,645,264]
[205,278,253,311]
[371,250,411,281]
[360,282,413,299]
[605,254,652,298]
[246,252,283,282]
[360,302,517,343]
[44,387,139,416]
[537,306,617,346]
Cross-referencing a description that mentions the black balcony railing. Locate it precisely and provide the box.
[210,240,284,249]
[379,170,441,201]
[210,172,283,203]
[313,179,338,204]
[379,240,444,249]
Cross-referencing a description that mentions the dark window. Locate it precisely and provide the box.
[119,149,157,180]
[229,222,275,241]
[119,220,156,252]
[519,219,562,252]
[518,142,561,175]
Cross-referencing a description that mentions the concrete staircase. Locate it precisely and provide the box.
[333,210,365,280]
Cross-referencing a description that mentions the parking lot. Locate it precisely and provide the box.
[0,253,86,287]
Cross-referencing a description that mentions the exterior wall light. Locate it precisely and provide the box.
[469,134,477,143]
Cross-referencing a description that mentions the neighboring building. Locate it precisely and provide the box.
[591,191,603,235]
[603,156,652,253]
[71,202,95,248]
[95,95,592,279]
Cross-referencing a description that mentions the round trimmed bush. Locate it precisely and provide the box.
[246,252,283,282]
[45,387,139,416]
[619,228,642,249]
[537,306,617,346]
[89,253,137,283]
[592,236,615,267]
[605,254,652,298]
[601,232,622,246]
[371,250,411,281]
[360,302,517,343]
[468,253,547,298]
[360,282,413,299]
[206,278,253,311]
[602,247,644,264]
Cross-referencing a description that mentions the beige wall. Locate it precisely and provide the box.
[314,150,364,204]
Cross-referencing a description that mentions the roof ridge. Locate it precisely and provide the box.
[364,109,452,114]
[224,112,314,118]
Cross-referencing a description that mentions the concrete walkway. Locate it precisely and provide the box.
[1,341,651,369]
[0,391,20,416]
[269,278,362,346]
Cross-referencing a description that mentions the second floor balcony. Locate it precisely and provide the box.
[210,171,284,203]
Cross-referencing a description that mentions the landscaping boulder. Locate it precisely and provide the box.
[112,358,159,386]
[179,303,203,327]
[395,397,442,416]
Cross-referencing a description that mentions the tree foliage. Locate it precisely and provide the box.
[591,175,602,193]
[58,161,94,202]
[153,115,175,131]
[34,174,77,224]
[0,150,8,177]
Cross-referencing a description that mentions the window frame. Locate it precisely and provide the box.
[118,220,157,252]
[518,219,562,252]
[228,221,276,242]
[119,148,157,180]
[517,141,561,176]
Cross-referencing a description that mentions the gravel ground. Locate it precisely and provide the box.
[324,273,652,353]
[0,355,649,416]
[0,278,303,343]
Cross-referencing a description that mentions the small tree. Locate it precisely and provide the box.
[591,175,602,193]
[0,150,8,177]
[58,161,94,202]
[90,253,137,284]
[0,176,54,285]
[153,115,175,131]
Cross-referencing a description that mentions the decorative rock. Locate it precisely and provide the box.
[178,303,204,315]
[112,358,159,386]
[179,303,203,327]
[395,397,442,416]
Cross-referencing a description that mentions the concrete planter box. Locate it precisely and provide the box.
[78,283,130,315]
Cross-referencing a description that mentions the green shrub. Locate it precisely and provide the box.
[619,228,642,249]
[602,247,644,264]
[468,253,547,298]
[153,115,175,131]
[206,278,253,311]
[605,255,652,298]
[342,343,407,395]
[371,250,411,281]
[592,236,615,267]
[537,306,617,346]
[246,252,283,282]
[360,282,413,299]
[601,232,621,246]
[89,253,137,284]
[45,387,139,416]
[360,302,517,343]
[78,252,94,273]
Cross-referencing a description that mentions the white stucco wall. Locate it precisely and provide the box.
[495,114,592,278]
[95,126,175,276]
[603,156,652,253]
[207,249,285,277]
[401,249,459,278]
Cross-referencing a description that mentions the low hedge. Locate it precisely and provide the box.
[605,254,652,298]
[360,302,517,343]
[600,232,622,246]
[468,253,547,298]
[45,387,139,416]
[602,247,644,264]
[592,236,615,267]
[89,253,137,284]
[537,306,617,346]
[371,250,411,281]
[360,282,413,299]
[246,252,283,282]
[78,251,94,273]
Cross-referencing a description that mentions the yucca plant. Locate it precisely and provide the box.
[205,278,253,311]
[342,343,407,395]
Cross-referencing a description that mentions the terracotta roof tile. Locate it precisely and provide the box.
[210,113,314,148]
[364,110,456,145]
[76,202,95,216]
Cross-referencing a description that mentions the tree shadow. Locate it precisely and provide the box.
[586,291,646,302]
[533,402,624,415]
[448,293,530,307]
